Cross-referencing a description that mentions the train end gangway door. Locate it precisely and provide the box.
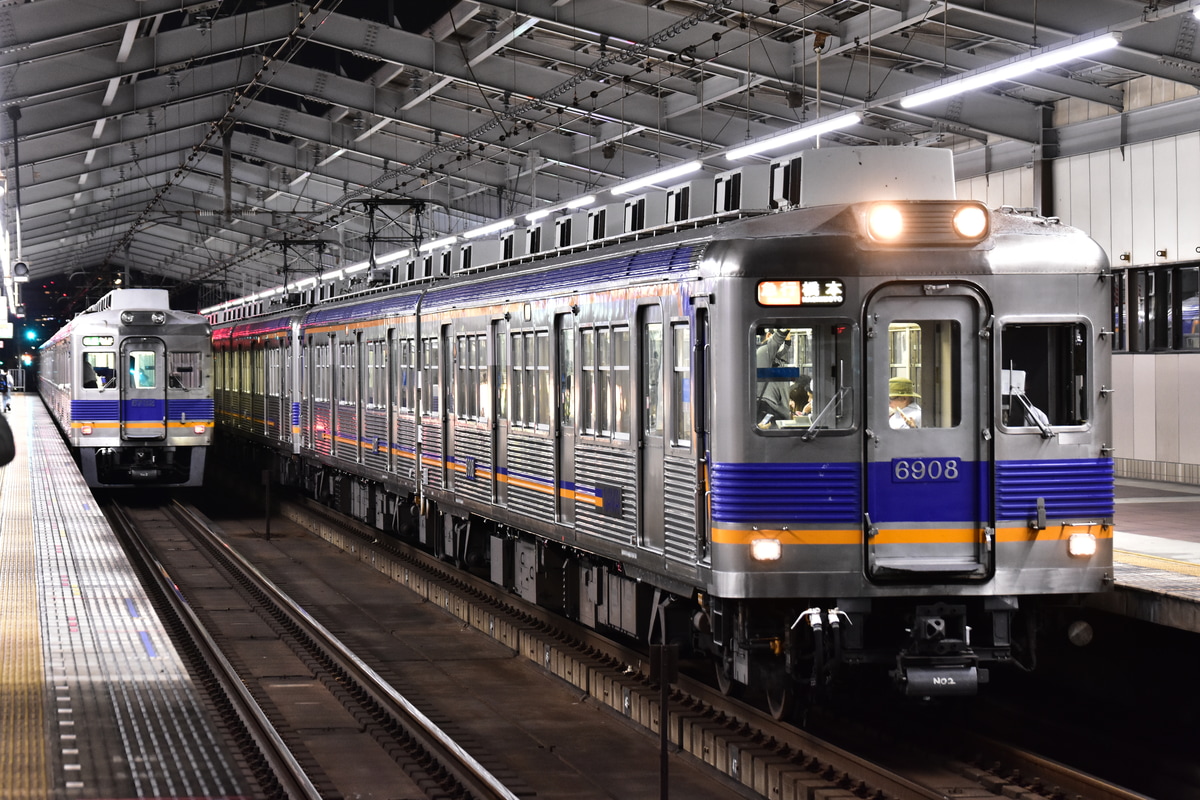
[120,337,168,440]
[863,284,992,582]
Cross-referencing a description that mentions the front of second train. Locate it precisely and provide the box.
[702,147,1113,706]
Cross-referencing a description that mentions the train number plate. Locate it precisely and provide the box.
[891,457,961,482]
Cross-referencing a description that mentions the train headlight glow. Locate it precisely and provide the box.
[1067,533,1098,557]
[750,537,782,561]
[953,204,989,239]
[867,204,904,241]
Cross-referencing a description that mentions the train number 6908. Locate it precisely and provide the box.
[891,457,961,482]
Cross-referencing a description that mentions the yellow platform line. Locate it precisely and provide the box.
[0,407,50,799]
[1113,549,1200,577]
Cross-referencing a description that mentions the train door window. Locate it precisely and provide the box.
[421,337,439,416]
[494,325,508,420]
[613,326,630,440]
[168,352,202,388]
[129,351,157,388]
[581,328,595,434]
[671,323,691,446]
[83,351,115,388]
[886,321,960,429]
[558,325,574,427]
[1000,322,1088,430]
[643,317,663,436]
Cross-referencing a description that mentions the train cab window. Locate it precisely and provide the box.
[752,323,855,433]
[1000,322,1088,431]
[886,321,961,429]
[83,352,115,388]
[167,351,203,390]
[129,351,157,389]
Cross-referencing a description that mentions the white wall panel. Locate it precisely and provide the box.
[1108,148,1134,264]
[1177,132,1200,262]
[1130,143,1156,265]
[1155,354,1180,463]
[1087,152,1112,260]
[1152,138,1178,262]
[1178,355,1200,464]
[1131,354,1157,461]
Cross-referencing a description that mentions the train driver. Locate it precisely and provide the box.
[756,328,794,426]
[888,377,922,429]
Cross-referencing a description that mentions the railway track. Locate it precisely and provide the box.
[105,496,524,800]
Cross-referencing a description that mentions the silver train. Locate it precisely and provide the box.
[40,288,214,487]
[210,147,1113,712]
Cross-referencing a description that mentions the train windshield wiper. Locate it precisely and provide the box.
[802,385,850,442]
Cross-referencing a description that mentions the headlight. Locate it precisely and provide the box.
[1067,533,1097,557]
[867,204,904,241]
[750,537,782,561]
[952,204,989,238]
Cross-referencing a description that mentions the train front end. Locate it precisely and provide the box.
[702,147,1113,704]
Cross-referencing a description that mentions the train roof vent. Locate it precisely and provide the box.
[799,146,955,207]
[87,288,171,314]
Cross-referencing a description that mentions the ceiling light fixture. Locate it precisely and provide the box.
[900,33,1121,109]
[725,113,862,160]
[609,160,702,195]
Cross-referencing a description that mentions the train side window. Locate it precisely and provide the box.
[83,352,115,388]
[1000,322,1088,429]
[167,351,203,389]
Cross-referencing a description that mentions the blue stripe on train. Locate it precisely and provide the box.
[710,457,1113,525]
[710,461,861,524]
[70,398,214,421]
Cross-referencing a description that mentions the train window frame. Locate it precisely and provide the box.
[751,319,857,435]
[167,351,203,390]
[998,319,1090,433]
[82,351,116,389]
[579,323,632,443]
[129,350,158,389]
[670,321,692,447]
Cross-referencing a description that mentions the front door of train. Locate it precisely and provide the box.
[120,337,167,440]
[863,284,991,581]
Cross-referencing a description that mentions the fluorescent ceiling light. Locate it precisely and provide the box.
[566,194,596,209]
[900,33,1121,109]
[526,208,552,222]
[464,218,516,239]
[420,235,458,252]
[376,248,411,265]
[610,160,702,195]
[726,113,862,160]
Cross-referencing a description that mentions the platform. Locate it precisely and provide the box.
[0,393,249,799]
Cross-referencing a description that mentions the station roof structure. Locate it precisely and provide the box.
[3,0,1200,315]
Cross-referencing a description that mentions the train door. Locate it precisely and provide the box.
[492,318,509,506]
[120,337,167,440]
[555,313,575,525]
[863,284,991,580]
[440,324,453,490]
[638,304,665,553]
